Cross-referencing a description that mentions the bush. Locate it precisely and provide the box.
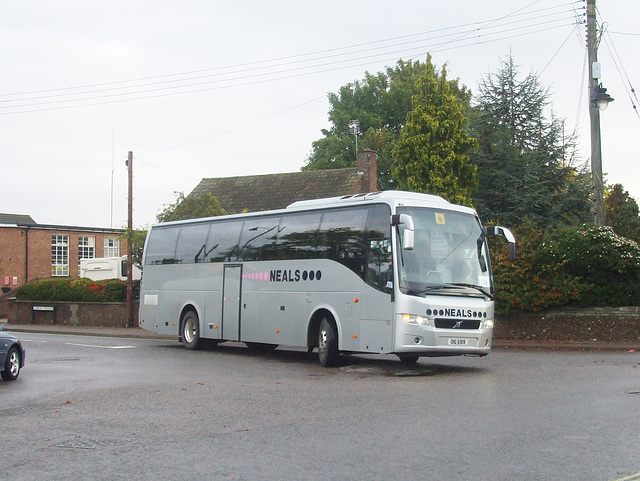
[490,223,640,312]
[490,223,585,313]
[15,278,140,302]
[543,225,640,306]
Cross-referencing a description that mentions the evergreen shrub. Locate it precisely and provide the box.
[490,223,640,312]
[15,278,140,302]
[543,225,640,307]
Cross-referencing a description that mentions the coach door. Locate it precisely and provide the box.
[222,265,242,341]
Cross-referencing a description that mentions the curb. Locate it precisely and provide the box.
[0,322,174,340]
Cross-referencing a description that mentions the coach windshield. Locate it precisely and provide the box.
[396,207,492,298]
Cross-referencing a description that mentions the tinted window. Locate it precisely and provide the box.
[176,223,211,264]
[145,226,181,265]
[278,211,321,259]
[365,204,392,290]
[237,216,281,261]
[318,207,367,276]
[207,220,243,262]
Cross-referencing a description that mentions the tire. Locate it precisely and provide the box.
[1,347,21,381]
[318,317,339,367]
[181,311,202,350]
[398,355,419,366]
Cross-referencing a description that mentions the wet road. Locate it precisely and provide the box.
[1,332,639,481]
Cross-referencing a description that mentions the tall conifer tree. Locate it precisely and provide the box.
[392,56,478,206]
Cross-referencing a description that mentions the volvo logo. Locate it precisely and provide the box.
[453,321,464,329]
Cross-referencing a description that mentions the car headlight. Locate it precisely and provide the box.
[483,319,494,329]
[402,314,431,327]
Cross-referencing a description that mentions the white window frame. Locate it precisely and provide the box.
[104,237,120,257]
[52,235,69,277]
[78,236,96,275]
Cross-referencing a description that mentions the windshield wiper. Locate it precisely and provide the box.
[405,285,457,296]
[448,283,494,299]
[406,283,493,298]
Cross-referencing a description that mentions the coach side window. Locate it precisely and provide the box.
[238,216,281,261]
[207,220,243,262]
[175,223,211,264]
[365,204,393,291]
[145,226,181,265]
[278,212,321,259]
[318,207,367,277]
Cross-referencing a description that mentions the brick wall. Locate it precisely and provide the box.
[0,227,26,291]
[7,299,139,328]
[495,308,640,342]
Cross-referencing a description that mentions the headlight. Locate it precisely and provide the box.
[483,319,494,329]
[402,314,432,327]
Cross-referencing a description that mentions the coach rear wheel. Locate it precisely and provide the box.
[318,317,339,367]
[181,310,202,350]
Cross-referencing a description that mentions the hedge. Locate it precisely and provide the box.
[15,278,140,303]
[490,223,640,313]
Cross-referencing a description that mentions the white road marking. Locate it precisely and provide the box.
[65,342,136,349]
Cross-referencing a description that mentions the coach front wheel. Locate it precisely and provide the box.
[318,317,339,367]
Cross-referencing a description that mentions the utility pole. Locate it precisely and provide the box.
[126,151,134,328]
[587,0,605,226]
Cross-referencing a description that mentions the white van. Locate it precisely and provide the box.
[80,256,141,281]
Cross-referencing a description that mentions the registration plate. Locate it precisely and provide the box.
[448,338,469,346]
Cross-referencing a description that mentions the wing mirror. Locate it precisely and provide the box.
[391,214,415,250]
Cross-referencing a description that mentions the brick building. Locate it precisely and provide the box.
[0,213,126,291]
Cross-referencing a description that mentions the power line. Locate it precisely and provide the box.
[0,4,580,115]
[138,95,326,158]
[599,22,640,120]
[0,2,577,100]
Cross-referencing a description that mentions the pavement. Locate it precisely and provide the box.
[1,320,638,352]
[0,321,175,341]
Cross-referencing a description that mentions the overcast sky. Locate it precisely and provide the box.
[1,1,638,229]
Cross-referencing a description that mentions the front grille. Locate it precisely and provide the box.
[434,318,481,330]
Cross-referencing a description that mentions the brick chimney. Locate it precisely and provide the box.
[355,149,379,193]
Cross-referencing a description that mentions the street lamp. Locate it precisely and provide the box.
[592,83,615,111]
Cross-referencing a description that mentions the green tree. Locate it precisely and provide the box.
[120,228,148,269]
[605,183,640,243]
[392,56,478,206]
[471,55,591,226]
[303,59,432,189]
[157,191,227,223]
